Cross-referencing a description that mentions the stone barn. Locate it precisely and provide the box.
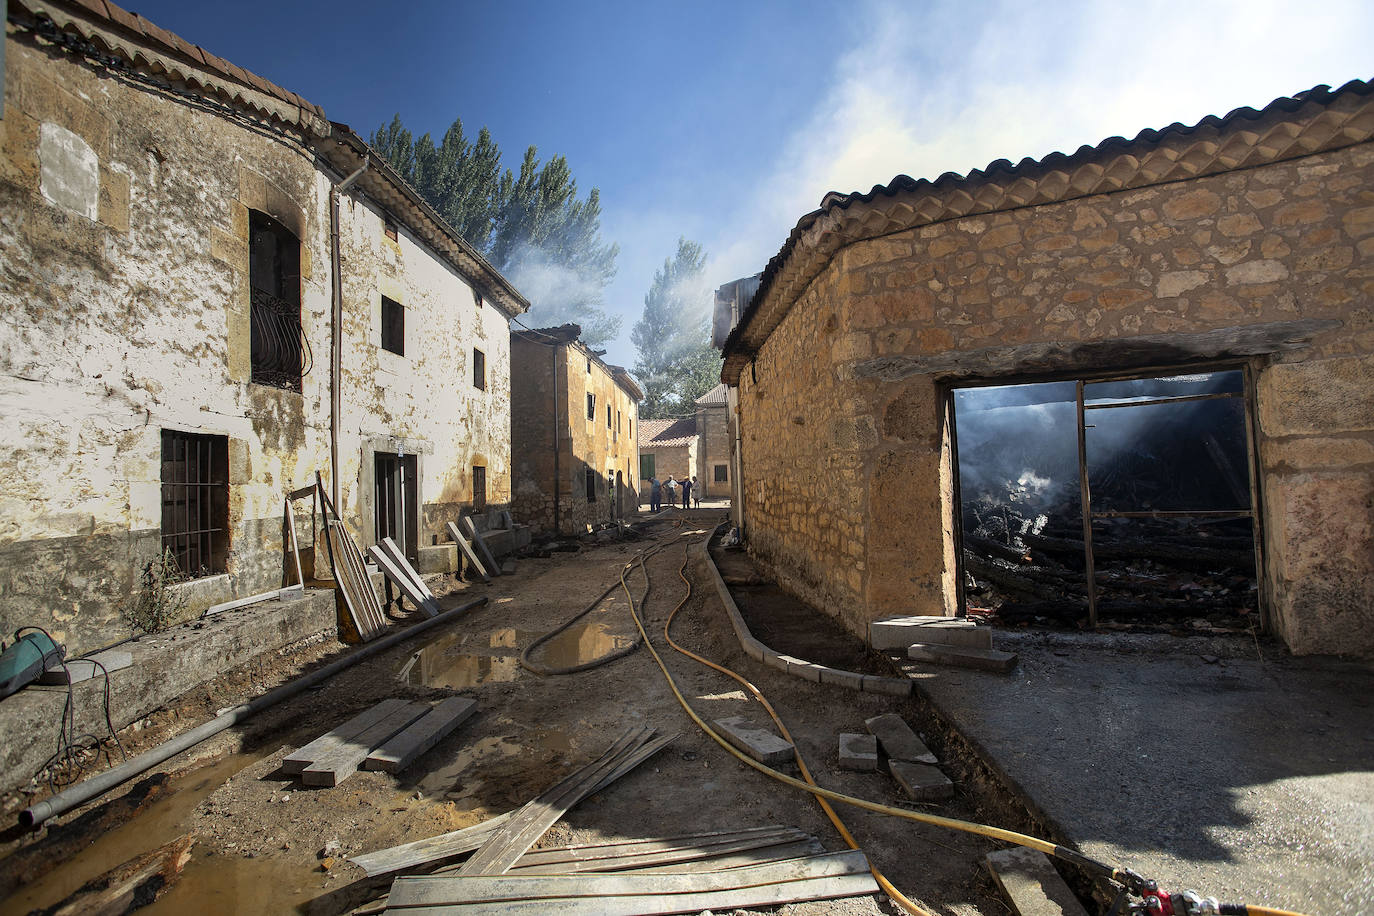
[720,80,1374,657]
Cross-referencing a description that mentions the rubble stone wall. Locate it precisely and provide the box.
[696,405,732,499]
[737,139,1374,655]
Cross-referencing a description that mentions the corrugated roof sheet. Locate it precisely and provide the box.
[721,78,1374,384]
[695,383,729,406]
[640,418,696,449]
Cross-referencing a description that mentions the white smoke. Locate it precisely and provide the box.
[500,242,606,330]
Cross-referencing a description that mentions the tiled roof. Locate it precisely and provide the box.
[722,78,1374,384]
[695,383,729,406]
[640,418,696,449]
[10,0,529,317]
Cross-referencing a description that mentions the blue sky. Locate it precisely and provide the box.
[126,1,1372,368]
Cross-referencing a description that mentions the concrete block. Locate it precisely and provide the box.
[761,650,789,673]
[782,656,824,683]
[838,733,879,771]
[888,760,954,802]
[984,847,1089,916]
[39,649,133,685]
[819,666,865,691]
[861,675,913,697]
[908,643,1018,672]
[500,559,517,576]
[865,713,937,764]
[871,615,991,650]
[713,716,794,766]
[740,638,767,662]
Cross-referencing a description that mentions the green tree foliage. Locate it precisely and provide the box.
[632,238,722,419]
[369,115,619,345]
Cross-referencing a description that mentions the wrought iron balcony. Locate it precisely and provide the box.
[249,286,309,391]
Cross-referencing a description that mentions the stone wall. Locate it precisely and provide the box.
[737,139,1374,655]
[696,404,732,499]
[640,443,695,498]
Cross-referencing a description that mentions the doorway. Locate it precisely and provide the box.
[375,452,419,563]
[950,367,1261,629]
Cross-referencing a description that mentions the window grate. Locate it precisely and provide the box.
[160,430,229,577]
[249,211,305,391]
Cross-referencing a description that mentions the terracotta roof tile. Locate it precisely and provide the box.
[695,383,728,406]
[641,418,697,449]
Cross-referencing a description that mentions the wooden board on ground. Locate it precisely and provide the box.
[457,727,670,876]
[364,697,477,773]
[446,521,491,582]
[637,838,828,874]
[460,516,502,577]
[367,544,440,618]
[505,826,810,875]
[712,716,794,766]
[302,701,430,787]
[283,698,416,775]
[352,733,674,878]
[984,847,1090,916]
[385,850,878,914]
[382,537,439,603]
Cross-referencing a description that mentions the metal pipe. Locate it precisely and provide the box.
[1076,380,1098,627]
[21,594,487,829]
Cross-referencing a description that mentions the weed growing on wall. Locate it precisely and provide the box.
[126,548,187,634]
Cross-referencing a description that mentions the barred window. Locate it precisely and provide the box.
[248,210,305,391]
[714,464,728,483]
[161,430,229,577]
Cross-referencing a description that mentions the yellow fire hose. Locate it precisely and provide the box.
[614,528,1312,916]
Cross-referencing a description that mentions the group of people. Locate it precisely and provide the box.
[647,474,701,512]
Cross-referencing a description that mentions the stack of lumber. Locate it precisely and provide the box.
[368,536,441,617]
[350,728,881,914]
[284,697,477,787]
[317,472,387,641]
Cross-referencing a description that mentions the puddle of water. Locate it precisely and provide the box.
[0,750,263,916]
[531,617,638,669]
[414,734,523,798]
[397,628,542,688]
[141,848,317,915]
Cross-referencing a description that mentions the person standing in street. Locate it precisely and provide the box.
[691,475,701,508]
[664,476,677,508]
[649,477,661,512]
[681,476,693,509]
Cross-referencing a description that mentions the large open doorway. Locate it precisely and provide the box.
[950,367,1261,630]
[375,452,419,564]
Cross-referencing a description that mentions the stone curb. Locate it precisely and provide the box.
[691,537,912,698]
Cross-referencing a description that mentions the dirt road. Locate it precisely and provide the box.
[2,514,1013,915]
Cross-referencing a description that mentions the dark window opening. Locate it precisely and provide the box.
[375,452,418,562]
[473,348,486,390]
[585,467,597,502]
[586,393,596,421]
[381,296,404,356]
[607,403,612,428]
[951,368,1258,630]
[473,465,487,510]
[384,220,399,242]
[714,464,728,483]
[248,210,305,391]
[161,430,229,578]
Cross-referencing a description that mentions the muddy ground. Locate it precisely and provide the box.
[0,513,1029,916]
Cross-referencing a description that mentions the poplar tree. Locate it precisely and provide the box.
[632,238,722,419]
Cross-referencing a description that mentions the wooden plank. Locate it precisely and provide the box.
[341,520,387,632]
[288,483,317,501]
[984,847,1090,916]
[330,520,381,638]
[352,732,672,878]
[637,838,829,874]
[368,544,439,618]
[364,697,477,773]
[387,850,875,908]
[44,834,194,916]
[285,497,306,589]
[351,814,515,878]
[384,871,879,915]
[383,537,437,602]
[508,827,808,875]
[460,516,501,577]
[302,701,430,787]
[446,521,491,582]
[283,698,415,775]
[315,472,369,642]
[458,727,664,876]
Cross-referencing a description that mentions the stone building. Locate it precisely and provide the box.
[720,80,1374,656]
[510,325,642,533]
[638,418,697,498]
[0,0,527,654]
[693,384,732,500]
